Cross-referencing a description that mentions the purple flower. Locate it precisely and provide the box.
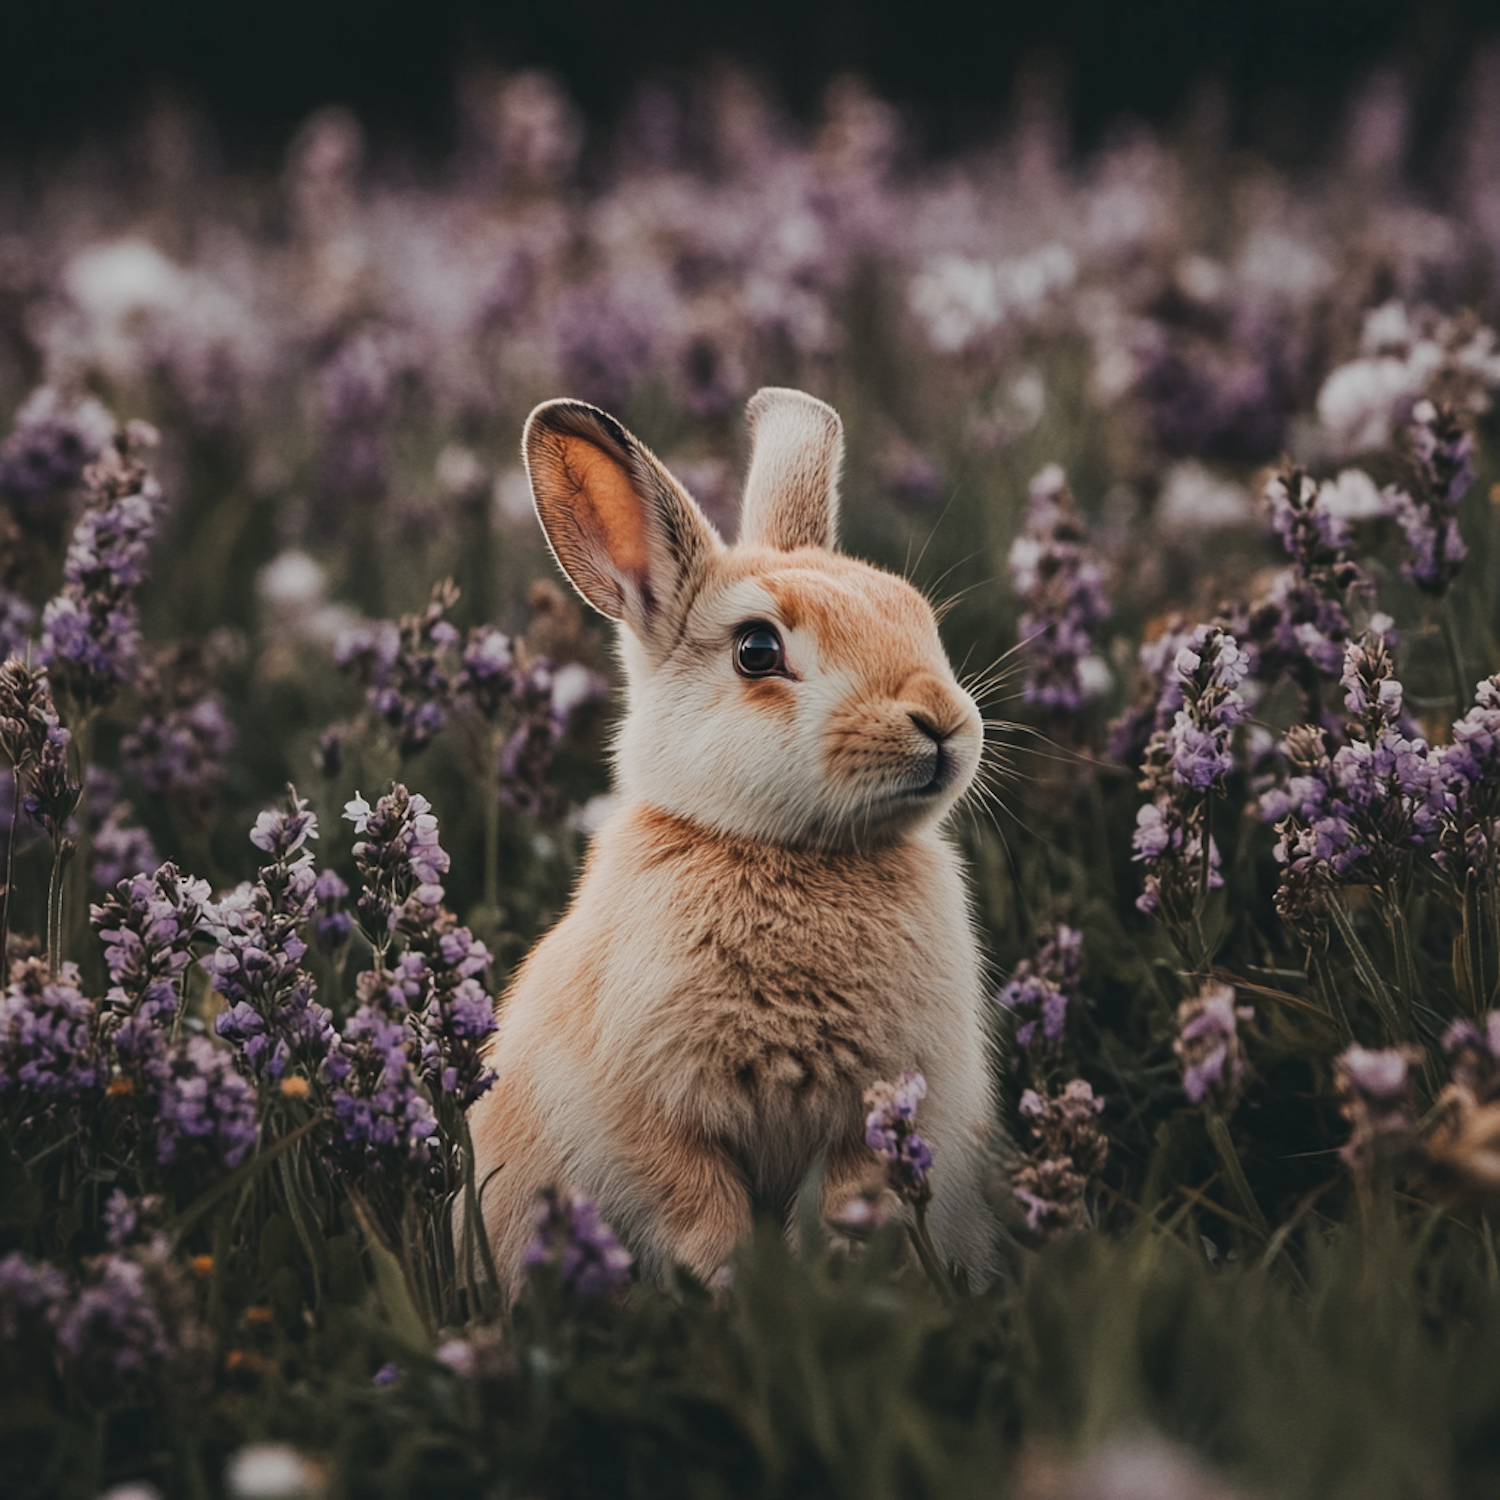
[1173,982,1254,1112]
[326,990,438,1173]
[454,626,515,720]
[523,1187,634,1298]
[0,660,80,835]
[1435,674,1500,881]
[122,691,236,808]
[38,424,164,711]
[1335,1044,1423,1184]
[92,862,212,1055]
[210,793,335,1081]
[334,583,460,758]
[1268,635,1444,923]
[52,1252,171,1390]
[150,1035,258,1170]
[863,1070,934,1202]
[90,805,160,893]
[1389,400,1474,596]
[311,869,354,952]
[373,1361,402,1387]
[0,1251,67,1348]
[102,1190,164,1249]
[1012,1078,1108,1242]
[0,386,115,525]
[1129,626,1246,930]
[1007,465,1110,714]
[0,592,35,662]
[248,801,317,858]
[317,328,396,514]
[1158,627,1250,792]
[344,784,452,942]
[0,959,106,1107]
[406,924,498,1107]
[1444,1013,1500,1101]
[997,924,1082,1055]
[1245,463,1375,728]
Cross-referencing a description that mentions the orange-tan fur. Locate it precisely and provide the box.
[467,388,999,1290]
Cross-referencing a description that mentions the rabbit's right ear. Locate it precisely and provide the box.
[739,387,844,551]
[524,400,719,651]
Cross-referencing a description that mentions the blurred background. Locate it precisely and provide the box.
[5,0,1499,161]
[4,0,1500,956]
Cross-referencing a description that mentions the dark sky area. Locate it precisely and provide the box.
[4,0,1498,160]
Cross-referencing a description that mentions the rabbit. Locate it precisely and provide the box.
[466,386,999,1291]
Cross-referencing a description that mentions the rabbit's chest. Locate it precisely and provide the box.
[626,824,979,1123]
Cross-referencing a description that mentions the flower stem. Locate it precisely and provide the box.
[46,831,73,977]
[483,731,502,914]
[1204,1111,1268,1237]
[1441,604,1469,710]
[906,1201,956,1302]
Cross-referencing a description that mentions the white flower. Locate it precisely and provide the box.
[224,1442,323,1499]
[1316,468,1392,524]
[342,793,372,831]
[258,555,325,612]
[1157,461,1251,532]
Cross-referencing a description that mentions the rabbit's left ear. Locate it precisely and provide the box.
[524,400,719,653]
[739,387,844,552]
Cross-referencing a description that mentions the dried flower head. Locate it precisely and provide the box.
[1012,1078,1108,1241]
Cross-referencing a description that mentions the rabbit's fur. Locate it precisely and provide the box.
[467,388,998,1288]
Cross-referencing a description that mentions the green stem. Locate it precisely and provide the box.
[1441,605,1469,710]
[459,1113,502,1320]
[483,731,502,914]
[1327,896,1405,1042]
[46,832,70,976]
[1204,1110,1268,1237]
[1381,889,1420,1023]
[906,1200,956,1303]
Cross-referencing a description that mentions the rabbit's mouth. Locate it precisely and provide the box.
[894,744,968,801]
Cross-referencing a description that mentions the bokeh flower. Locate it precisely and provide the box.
[523,1187,634,1298]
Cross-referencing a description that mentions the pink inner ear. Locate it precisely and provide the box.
[558,436,649,579]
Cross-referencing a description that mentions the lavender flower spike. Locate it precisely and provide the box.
[38,422,164,712]
[1435,673,1500,883]
[210,789,334,1082]
[1389,399,1474,596]
[0,958,106,1109]
[324,971,438,1173]
[1173,981,1254,1113]
[523,1187,634,1298]
[1011,1078,1108,1242]
[0,660,80,835]
[1335,1043,1424,1185]
[864,1070,934,1203]
[1007,464,1110,713]
[344,783,451,941]
[996,923,1083,1055]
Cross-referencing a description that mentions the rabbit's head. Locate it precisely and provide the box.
[524,388,982,849]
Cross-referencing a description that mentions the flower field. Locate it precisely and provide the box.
[5,65,1500,1498]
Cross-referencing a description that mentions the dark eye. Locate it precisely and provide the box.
[735,623,785,678]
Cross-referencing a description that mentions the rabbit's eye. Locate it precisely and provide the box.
[735,624,785,678]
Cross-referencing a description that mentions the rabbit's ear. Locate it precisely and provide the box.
[739,387,844,552]
[524,400,719,647]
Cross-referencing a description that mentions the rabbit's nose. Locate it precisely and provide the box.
[908,710,950,743]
